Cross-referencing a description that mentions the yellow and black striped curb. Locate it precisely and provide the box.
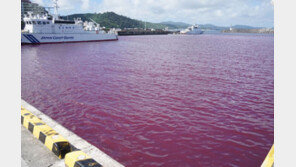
[21,106,103,167]
[65,150,102,167]
[21,106,71,159]
[261,144,274,167]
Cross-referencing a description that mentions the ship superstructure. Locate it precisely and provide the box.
[180,25,204,35]
[21,0,118,44]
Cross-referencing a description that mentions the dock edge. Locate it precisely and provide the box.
[21,99,125,167]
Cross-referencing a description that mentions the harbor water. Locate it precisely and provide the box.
[22,34,274,167]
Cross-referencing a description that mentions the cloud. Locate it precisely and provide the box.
[33,0,90,11]
[58,0,90,10]
[98,0,274,27]
[31,0,274,27]
[81,0,90,10]
[31,0,44,6]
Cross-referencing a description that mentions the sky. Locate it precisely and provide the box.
[32,0,274,27]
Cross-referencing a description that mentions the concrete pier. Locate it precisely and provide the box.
[21,99,124,167]
[118,29,170,36]
[22,126,63,167]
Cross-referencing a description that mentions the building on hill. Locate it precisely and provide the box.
[21,0,48,19]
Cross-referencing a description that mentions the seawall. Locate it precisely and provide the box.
[21,99,125,167]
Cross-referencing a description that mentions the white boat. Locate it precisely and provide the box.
[180,25,204,35]
[21,0,118,44]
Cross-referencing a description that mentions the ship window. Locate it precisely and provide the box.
[37,21,41,25]
[47,22,50,24]
[43,22,46,25]
[32,21,36,24]
[29,21,32,24]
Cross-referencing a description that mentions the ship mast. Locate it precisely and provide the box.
[52,0,59,20]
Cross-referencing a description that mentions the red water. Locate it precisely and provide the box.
[22,34,274,167]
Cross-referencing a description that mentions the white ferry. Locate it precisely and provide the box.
[21,0,118,44]
[180,25,204,35]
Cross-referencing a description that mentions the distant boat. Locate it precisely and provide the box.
[180,25,204,35]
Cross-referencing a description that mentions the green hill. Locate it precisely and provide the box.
[198,24,228,30]
[63,12,166,29]
[62,12,263,31]
[159,21,190,29]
